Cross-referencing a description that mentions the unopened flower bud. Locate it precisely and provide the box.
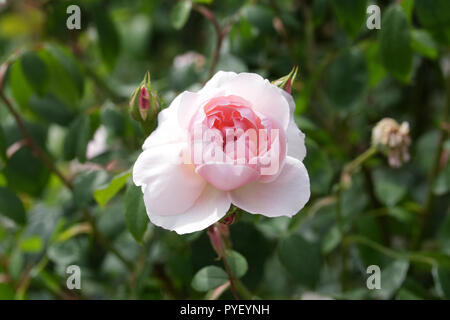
[207,225,226,258]
[272,66,298,94]
[130,71,161,134]
[372,118,411,168]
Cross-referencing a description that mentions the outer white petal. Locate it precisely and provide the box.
[145,184,231,234]
[286,120,306,161]
[201,71,239,91]
[276,87,306,161]
[142,92,188,149]
[230,156,310,217]
[133,142,206,216]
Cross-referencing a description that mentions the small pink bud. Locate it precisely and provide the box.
[207,225,225,258]
[271,66,298,94]
[221,214,235,226]
[138,86,150,120]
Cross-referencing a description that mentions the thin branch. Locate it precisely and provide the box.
[0,91,73,190]
[192,4,230,81]
[0,87,132,271]
[222,252,240,300]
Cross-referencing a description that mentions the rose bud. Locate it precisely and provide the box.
[130,71,161,134]
[272,66,298,94]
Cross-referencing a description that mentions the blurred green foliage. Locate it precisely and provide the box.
[0,0,449,300]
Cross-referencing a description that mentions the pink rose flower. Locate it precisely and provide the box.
[133,71,310,234]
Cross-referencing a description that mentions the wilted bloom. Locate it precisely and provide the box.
[130,71,161,134]
[372,118,411,167]
[133,71,310,234]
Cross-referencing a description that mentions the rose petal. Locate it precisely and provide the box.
[177,72,291,132]
[145,184,231,234]
[230,156,310,217]
[277,87,306,161]
[214,73,291,130]
[133,142,206,215]
[142,92,189,149]
[196,163,260,191]
[286,120,306,161]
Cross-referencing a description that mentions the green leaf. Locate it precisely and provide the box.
[0,127,6,160]
[28,94,74,125]
[411,29,438,60]
[433,265,450,299]
[94,171,131,208]
[0,186,26,225]
[225,250,248,278]
[372,259,409,299]
[322,225,342,254]
[171,1,192,30]
[278,234,321,288]
[379,5,412,82]
[20,50,48,95]
[415,0,450,45]
[19,236,43,253]
[365,42,386,88]
[313,0,329,27]
[434,164,450,196]
[333,0,367,38]
[44,44,84,98]
[191,266,228,292]
[325,48,368,110]
[63,116,93,163]
[73,170,108,208]
[3,122,50,196]
[92,7,120,70]
[8,60,33,110]
[303,139,333,194]
[373,169,408,207]
[400,0,414,22]
[0,284,15,299]
[124,183,149,243]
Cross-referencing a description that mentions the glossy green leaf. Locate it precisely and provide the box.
[379,6,412,82]
[372,259,409,299]
[73,170,108,208]
[411,29,438,60]
[92,8,120,70]
[171,1,192,30]
[20,50,48,95]
[278,234,321,288]
[7,60,33,110]
[19,236,43,253]
[433,265,450,299]
[326,48,368,110]
[0,127,6,160]
[225,250,248,279]
[191,266,228,292]
[415,0,450,45]
[333,0,367,38]
[0,186,26,225]
[124,183,149,243]
[94,171,131,208]
[434,164,450,196]
[29,94,74,125]
[2,122,50,197]
[63,116,93,163]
